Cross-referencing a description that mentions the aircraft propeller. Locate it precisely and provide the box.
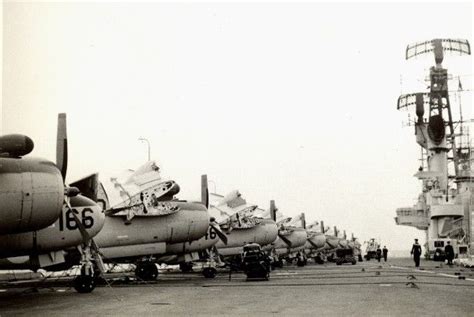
[202,175,227,245]
[56,113,105,276]
[209,218,228,245]
[270,200,293,247]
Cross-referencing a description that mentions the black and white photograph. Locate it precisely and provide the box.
[0,0,473,315]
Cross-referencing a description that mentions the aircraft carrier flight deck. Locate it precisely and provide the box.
[1,258,473,316]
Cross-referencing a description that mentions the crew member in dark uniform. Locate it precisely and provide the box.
[411,239,422,268]
[382,246,388,262]
[376,247,382,262]
[444,241,455,266]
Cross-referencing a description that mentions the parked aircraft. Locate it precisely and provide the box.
[208,191,278,267]
[258,201,308,267]
[0,114,106,293]
[67,164,222,281]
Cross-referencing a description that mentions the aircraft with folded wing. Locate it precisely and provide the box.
[257,200,308,267]
[0,114,106,293]
[68,163,228,280]
[208,190,278,267]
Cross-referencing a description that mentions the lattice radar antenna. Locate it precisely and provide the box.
[398,38,471,176]
[405,39,471,64]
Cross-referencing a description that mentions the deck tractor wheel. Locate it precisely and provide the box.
[202,267,217,278]
[314,256,324,264]
[264,271,270,281]
[274,259,284,268]
[179,262,194,273]
[73,275,96,293]
[135,262,159,281]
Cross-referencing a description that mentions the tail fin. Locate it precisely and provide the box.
[269,200,277,221]
[321,221,325,233]
[201,175,209,208]
[301,213,306,229]
[56,113,68,181]
[70,173,110,210]
[70,173,99,201]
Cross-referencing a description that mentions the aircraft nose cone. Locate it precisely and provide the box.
[260,219,278,245]
[310,234,326,249]
[69,195,105,239]
[292,228,308,247]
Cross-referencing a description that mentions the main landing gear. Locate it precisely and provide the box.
[202,267,217,278]
[296,253,307,267]
[135,261,159,281]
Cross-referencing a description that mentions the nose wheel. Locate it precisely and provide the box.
[73,242,103,293]
[135,262,159,281]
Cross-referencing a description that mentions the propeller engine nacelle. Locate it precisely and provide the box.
[0,157,64,234]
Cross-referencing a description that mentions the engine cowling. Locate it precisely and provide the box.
[0,157,64,234]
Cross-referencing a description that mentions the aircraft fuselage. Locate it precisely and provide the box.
[216,219,278,257]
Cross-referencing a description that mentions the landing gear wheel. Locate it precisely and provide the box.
[297,259,306,267]
[314,256,324,264]
[135,262,158,281]
[73,275,96,293]
[179,262,194,273]
[202,267,217,278]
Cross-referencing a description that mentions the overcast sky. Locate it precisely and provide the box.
[2,1,472,251]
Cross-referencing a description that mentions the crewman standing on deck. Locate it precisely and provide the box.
[382,246,388,262]
[376,246,382,262]
[411,239,422,268]
[444,241,454,266]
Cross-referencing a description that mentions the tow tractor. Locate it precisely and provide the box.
[364,238,379,261]
[335,248,357,265]
[241,243,271,281]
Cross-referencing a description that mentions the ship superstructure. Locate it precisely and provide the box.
[395,39,473,260]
